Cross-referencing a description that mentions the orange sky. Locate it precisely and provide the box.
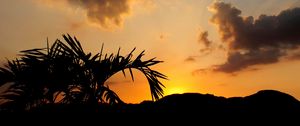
[1,0,300,103]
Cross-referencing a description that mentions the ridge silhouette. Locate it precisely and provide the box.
[152,90,300,113]
[21,89,300,114]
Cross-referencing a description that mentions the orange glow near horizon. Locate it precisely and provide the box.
[165,87,186,95]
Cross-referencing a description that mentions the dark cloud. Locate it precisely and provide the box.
[198,31,212,48]
[208,1,300,73]
[213,48,283,73]
[198,30,214,54]
[185,30,214,63]
[184,56,196,62]
[66,0,131,29]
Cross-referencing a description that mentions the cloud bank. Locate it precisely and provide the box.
[208,1,300,73]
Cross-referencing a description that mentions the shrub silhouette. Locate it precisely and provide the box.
[0,34,167,112]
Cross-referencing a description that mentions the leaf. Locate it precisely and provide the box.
[121,69,126,78]
[0,34,167,111]
[129,68,134,82]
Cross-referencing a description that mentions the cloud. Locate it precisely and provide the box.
[184,56,196,62]
[198,31,212,48]
[198,30,214,54]
[39,0,157,30]
[207,1,300,73]
[66,0,132,30]
[198,31,216,56]
[185,30,217,63]
[213,48,283,73]
[39,0,135,30]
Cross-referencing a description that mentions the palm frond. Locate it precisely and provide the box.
[0,34,167,112]
[97,85,124,105]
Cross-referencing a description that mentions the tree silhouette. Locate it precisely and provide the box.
[0,34,167,112]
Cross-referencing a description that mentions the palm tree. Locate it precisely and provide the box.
[0,34,167,111]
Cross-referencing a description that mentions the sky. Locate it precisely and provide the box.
[1,0,300,103]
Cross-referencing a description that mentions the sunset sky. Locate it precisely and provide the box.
[1,0,300,103]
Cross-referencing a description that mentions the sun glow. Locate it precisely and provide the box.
[166,87,186,95]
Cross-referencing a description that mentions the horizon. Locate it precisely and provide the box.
[1,0,300,104]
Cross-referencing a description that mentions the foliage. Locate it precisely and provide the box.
[0,34,167,111]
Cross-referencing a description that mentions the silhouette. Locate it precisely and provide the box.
[0,34,167,112]
[110,90,300,114]
[154,90,300,113]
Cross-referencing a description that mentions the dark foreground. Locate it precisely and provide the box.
[1,90,299,125]
[28,90,300,114]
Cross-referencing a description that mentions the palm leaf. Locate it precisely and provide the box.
[0,34,167,112]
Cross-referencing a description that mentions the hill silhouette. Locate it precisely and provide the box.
[28,89,300,114]
[153,90,300,113]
